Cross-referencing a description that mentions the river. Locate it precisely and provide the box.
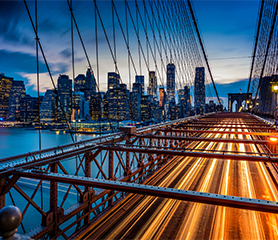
[0,127,97,159]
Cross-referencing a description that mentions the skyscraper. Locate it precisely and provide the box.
[74,68,96,101]
[194,67,205,114]
[159,87,166,108]
[148,71,157,100]
[135,75,144,93]
[7,81,26,121]
[119,84,130,121]
[141,95,150,122]
[72,92,90,121]
[108,72,120,90]
[178,89,185,118]
[57,75,72,122]
[108,72,120,121]
[131,82,142,122]
[84,67,96,101]
[184,86,191,116]
[167,63,175,102]
[90,94,101,121]
[0,73,13,120]
[19,95,43,122]
[40,90,57,123]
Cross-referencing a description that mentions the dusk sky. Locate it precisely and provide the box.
[0,0,260,108]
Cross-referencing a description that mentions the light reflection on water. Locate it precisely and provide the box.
[0,127,95,158]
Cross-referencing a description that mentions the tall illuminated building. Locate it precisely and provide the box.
[7,81,26,121]
[194,67,205,114]
[90,94,101,121]
[108,72,120,121]
[0,73,13,120]
[84,67,96,101]
[57,75,72,122]
[118,84,130,121]
[19,95,43,122]
[167,63,175,102]
[184,86,191,116]
[131,82,142,122]
[72,92,89,121]
[178,89,185,118]
[135,75,144,93]
[141,95,150,122]
[74,67,96,101]
[40,90,57,123]
[108,72,120,90]
[74,74,85,92]
[148,71,157,100]
[159,87,166,108]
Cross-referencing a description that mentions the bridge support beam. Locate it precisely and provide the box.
[136,134,275,144]
[18,171,278,214]
[101,145,278,163]
[160,129,278,136]
[49,163,58,237]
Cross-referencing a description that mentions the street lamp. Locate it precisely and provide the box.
[269,136,278,142]
[271,81,278,125]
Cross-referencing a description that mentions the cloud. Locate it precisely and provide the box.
[59,48,71,58]
[20,72,58,93]
[0,50,47,73]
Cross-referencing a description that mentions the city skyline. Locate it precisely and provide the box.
[0,65,222,125]
[0,0,260,109]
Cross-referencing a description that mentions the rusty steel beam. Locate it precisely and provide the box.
[159,129,277,136]
[136,134,272,144]
[17,172,278,214]
[190,122,269,127]
[175,125,274,130]
[100,145,278,163]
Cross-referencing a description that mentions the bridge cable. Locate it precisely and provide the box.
[246,0,265,108]
[24,0,86,176]
[66,0,114,132]
[187,0,222,107]
[253,0,278,105]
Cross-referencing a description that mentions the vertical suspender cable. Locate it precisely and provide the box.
[96,1,101,132]
[35,0,43,212]
[35,0,41,151]
[125,1,131,92]
[136,6,142,76]
[246,0,264,106]
[71,0,76,142]
[253,0,278,105]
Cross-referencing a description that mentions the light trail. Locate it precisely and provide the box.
[82,120,278,240]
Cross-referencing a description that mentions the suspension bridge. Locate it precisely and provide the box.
[1,0,278,239]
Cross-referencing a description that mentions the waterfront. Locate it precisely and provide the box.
[0,127,96,159]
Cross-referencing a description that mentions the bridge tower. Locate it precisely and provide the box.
[228,93,252,112]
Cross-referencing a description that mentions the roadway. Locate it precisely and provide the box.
[75,119,278,239]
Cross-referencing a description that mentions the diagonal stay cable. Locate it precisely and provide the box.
[66,0,114,132]
[23,0,86,172]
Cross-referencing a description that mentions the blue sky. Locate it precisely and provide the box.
[0,0,260,108]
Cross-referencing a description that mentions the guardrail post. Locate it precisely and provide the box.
[126,138,130,178]
[108,150,114,206]
[0,178,5,210]
[49,163,58,238]
[84,152,92,224]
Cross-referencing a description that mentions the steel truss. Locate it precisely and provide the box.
[1,113,278,239]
